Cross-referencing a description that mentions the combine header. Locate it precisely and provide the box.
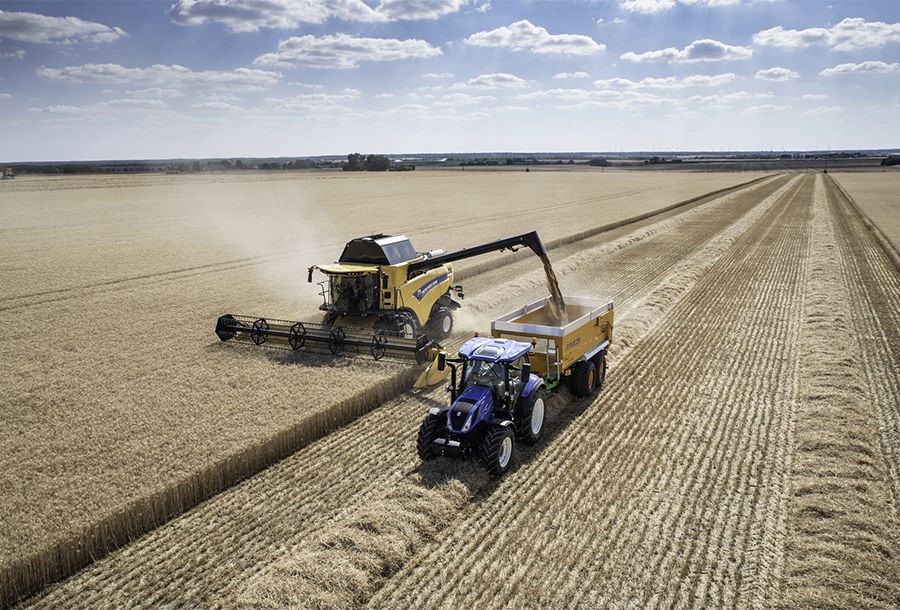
[215,230,550,363]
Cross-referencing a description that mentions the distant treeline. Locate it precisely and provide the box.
[341,153,414,171]
[6,158,326,175]
[881,156,900,166]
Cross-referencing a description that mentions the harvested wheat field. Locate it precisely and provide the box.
[1,169,781,605]
[5,170,897,609]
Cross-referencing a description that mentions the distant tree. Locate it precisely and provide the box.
[344,152,364,171]
[222,159,232,170]
[364,154,391,171]
[589,157,610,167]
[235,159,244,169]
[881,155,900,166]
[191,160,201,172]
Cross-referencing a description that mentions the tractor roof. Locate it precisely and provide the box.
[458,337,532,362]
[338,234,417,266]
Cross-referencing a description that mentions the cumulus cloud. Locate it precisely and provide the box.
[288,81,324,89]
[740,104,791,115]
[801,93,829,100]
[621,39,752,63]
[619,0,675,14]
[465,20,605,55]
[595,72,736,89]
[253,33,441,69]
[553,71,591,79]
[169,0,468,31]
[434,92,496,106]
[0,92,11,99]
[476,2,492,13]
[423,72,453,79]
[191,101,243,111]
[126,87,184,98]
[101,98,169,109]
[687,90,773,105]
[29,104,83,115]
[0,10,127,44]
[0,49,24,59]
[266,90,361,112]
[36,63,280,92]
[377,0,466,20]
[452,72,530,89]
[819,61,899,76]
[754,67,799,81]
[803,105,842,115]
[754,18,900,51]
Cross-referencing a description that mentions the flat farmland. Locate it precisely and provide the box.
[0,169,774,604]
[832,171,900,249]
[9,173,897,609]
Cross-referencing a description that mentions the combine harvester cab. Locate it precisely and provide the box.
[418,296,613,476]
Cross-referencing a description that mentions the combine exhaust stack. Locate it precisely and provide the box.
[215,314,434,364]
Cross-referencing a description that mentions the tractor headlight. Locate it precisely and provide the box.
[461,408,477,432]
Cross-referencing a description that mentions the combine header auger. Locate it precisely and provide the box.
[215,230,551,363]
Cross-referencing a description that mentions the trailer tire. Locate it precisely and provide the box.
[416,414,443,461]
[570,360,598,397]
[590,354,607,392]
[516,387,547,445]
[480,424,515,476]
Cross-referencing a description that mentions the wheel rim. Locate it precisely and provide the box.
[441,314,452,334]
[587,367,595,388]
[498,436,512,468]
[403,323,414,337]
[531,397,545,435]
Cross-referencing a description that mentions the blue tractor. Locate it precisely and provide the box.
[416,336,548,476]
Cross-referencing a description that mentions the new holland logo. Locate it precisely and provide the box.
[413,273,448,301]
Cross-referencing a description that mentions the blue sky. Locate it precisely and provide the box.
[0,0,898,160]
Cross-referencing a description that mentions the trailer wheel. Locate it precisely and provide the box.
[570,360,598,397]
[428,306,454,340]
[480,424,515,476]
[590,354,608,392]
[516,387,547,445]
[416,414,443,461]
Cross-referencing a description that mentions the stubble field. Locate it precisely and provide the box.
[1,169,897,608]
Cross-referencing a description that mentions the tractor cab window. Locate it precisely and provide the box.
[463,359,504,390]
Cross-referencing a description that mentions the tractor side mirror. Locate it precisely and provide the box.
[521,362,531,383]
[437,352,446,371]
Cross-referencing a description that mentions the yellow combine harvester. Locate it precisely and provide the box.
[216,231,550,362]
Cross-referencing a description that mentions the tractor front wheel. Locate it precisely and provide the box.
[516,387,547,445]
[570,360,598,397]
[480,424,515,476]
[416,414,443,461]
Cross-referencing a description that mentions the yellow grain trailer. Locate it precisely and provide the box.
[491,295,613,396]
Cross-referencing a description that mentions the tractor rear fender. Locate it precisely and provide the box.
[427,407,448,416]
[520,374,545,399]
[490,418,514,428]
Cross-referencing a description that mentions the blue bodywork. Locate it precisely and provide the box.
[447,384,493,433]
[458,337,532,361]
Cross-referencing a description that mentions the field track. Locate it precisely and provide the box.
[17,174,900,608]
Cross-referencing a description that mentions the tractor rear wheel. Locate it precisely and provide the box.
[416,414,443,461]
[480,424,515,476]
[570,360,598,397]
[516,387,547,445]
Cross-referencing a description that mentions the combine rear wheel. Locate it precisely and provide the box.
[516,387,547,444]
[480,424,515,476]
[570,360,598,398]
[416,414,443,461]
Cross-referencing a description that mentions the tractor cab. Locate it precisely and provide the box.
[456,338,531,411]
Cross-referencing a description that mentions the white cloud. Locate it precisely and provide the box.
[619,0,675,14]
[253,33,441,69]
[101,98,168,109]
[754,67,800,81]
[476,2,492,13]
[820,61,899,76]
[266,90,361,112]
[452,72,530,89]
[126,87,184,98]
[375,93,396,99]
[801,93,829,100]
[0,92,11,99]
[554,71,591,79]
[803,105,842,115]
[465,20,605,55]
[741,104,792,115]
[423,72,453,79]
[29,104,83,115]
[191,101,243,111]
[595,72,737,89]
[434,92,496,106]
[0,49,24,59]
[289,81,324,89]
[170,0,383,31]
[169,0,468,31]
[753,18,900,51]
[621,39,752,63]
[687,90,773,104]
[377,0,466,20]
[37,63,280,92]
[0,10,127,45]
